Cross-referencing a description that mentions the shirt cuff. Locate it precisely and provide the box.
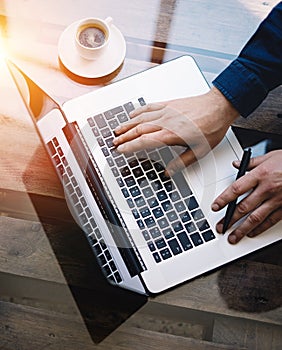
[212,59,269,117]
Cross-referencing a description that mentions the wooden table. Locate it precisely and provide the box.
[0,1,281,349]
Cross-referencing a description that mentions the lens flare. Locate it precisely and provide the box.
[0,28,7,62]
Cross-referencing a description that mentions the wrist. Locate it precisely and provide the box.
[209,86,240,124]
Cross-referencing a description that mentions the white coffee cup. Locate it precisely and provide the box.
[75,17,113,60]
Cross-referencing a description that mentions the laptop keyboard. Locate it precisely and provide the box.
[87,98,216,264]
[46,137,122,284]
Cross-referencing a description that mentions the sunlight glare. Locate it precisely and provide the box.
[0,28,7,64]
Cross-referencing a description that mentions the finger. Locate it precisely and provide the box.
[114,107,164,136]
[232,152,271,170]
[114,122,161,146]
[216,182,271,233]
[165,148,196,176]
[129,103,165,118]
[211,172,258,212]
[115,103,165,134]
[116,129,167,153]
[247,207,282,238]
[227,200,278,244]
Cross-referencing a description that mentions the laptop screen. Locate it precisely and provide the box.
[6,59,61,122]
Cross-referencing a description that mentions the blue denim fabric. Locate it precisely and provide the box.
[213,2,282,117]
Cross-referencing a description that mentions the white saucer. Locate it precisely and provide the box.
[58,20,126,78]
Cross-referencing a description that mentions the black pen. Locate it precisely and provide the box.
[222,148,252,234]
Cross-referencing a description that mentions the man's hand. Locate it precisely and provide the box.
[113,87,239,175]
[212,150,282,244]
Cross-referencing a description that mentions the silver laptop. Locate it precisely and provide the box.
[7,56,281,295]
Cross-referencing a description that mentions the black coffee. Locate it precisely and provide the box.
[78,25,106,48]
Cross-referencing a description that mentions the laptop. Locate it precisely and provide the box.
[7,55,281,295]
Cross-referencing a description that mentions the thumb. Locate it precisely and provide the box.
[165,148,197,176]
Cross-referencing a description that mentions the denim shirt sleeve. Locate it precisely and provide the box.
[212,2,282,117]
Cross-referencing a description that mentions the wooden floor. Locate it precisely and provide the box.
[0,0,281,349]
[1,209,281,349]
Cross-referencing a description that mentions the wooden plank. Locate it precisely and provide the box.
[0,216,64,283]
[100,325,247,350]
[0,300,246,350]
[0,300,94,350]
[213,316,282,350]
[153,257,282,326]
[1,215,282,326]
[0,113,63,197]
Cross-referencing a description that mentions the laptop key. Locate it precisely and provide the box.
[168,238,182,255]
[125,176,136,187]
[135,196,146,207]
[158,217,169,229]
[153,252,161,263]
[190,232,204,246]
[146,170,157,180]
[202,230,216,242]
[152,207,164,218]
[192,209,204,221]
[197,219,210,231]
[47,140,56,156]
[157,190,168,201]
[114,271,122,283]
[142,230,150,240]
[148,242,156,252]
[133,167,144,178]
[172,221,183,232]
[130,186,141,197]
[163,228,174,239]
[185,196,199,211]
[155,238,166,249]
[185,221,197,233]
[144,216,155,228]
[177,232,193,250]
[150,227,161,239]
[180,211,191,223]
[121,166,131,177]
[137,177,149,188]
[161,200,173,212]
[140,207,150,218]
[152,180,162,191]
[143,187,153,198]
[160,248,172,260]
[94,114,107,128]
[101,128,111,138]
[148,197,158,208]
[117,112,128,123]
[123,102,135,115]
[87,117,95,127]
[167,210,178,222]
[109,119,119,129]
[104,106,124,120]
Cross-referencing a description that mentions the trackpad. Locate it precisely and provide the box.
[192,137,238,186]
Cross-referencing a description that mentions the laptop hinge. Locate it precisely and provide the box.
[62,122,145,277]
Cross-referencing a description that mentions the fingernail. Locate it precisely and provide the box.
[165,168,174,177]
[113,137,119,145]
[211,203,220,211]
[216,223,223,233]
[228,234,238,244]
[114,125,121,134]
[247,232,255,238]
[116,144,124,152]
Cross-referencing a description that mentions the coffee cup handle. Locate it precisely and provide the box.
[105,17,113,26]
